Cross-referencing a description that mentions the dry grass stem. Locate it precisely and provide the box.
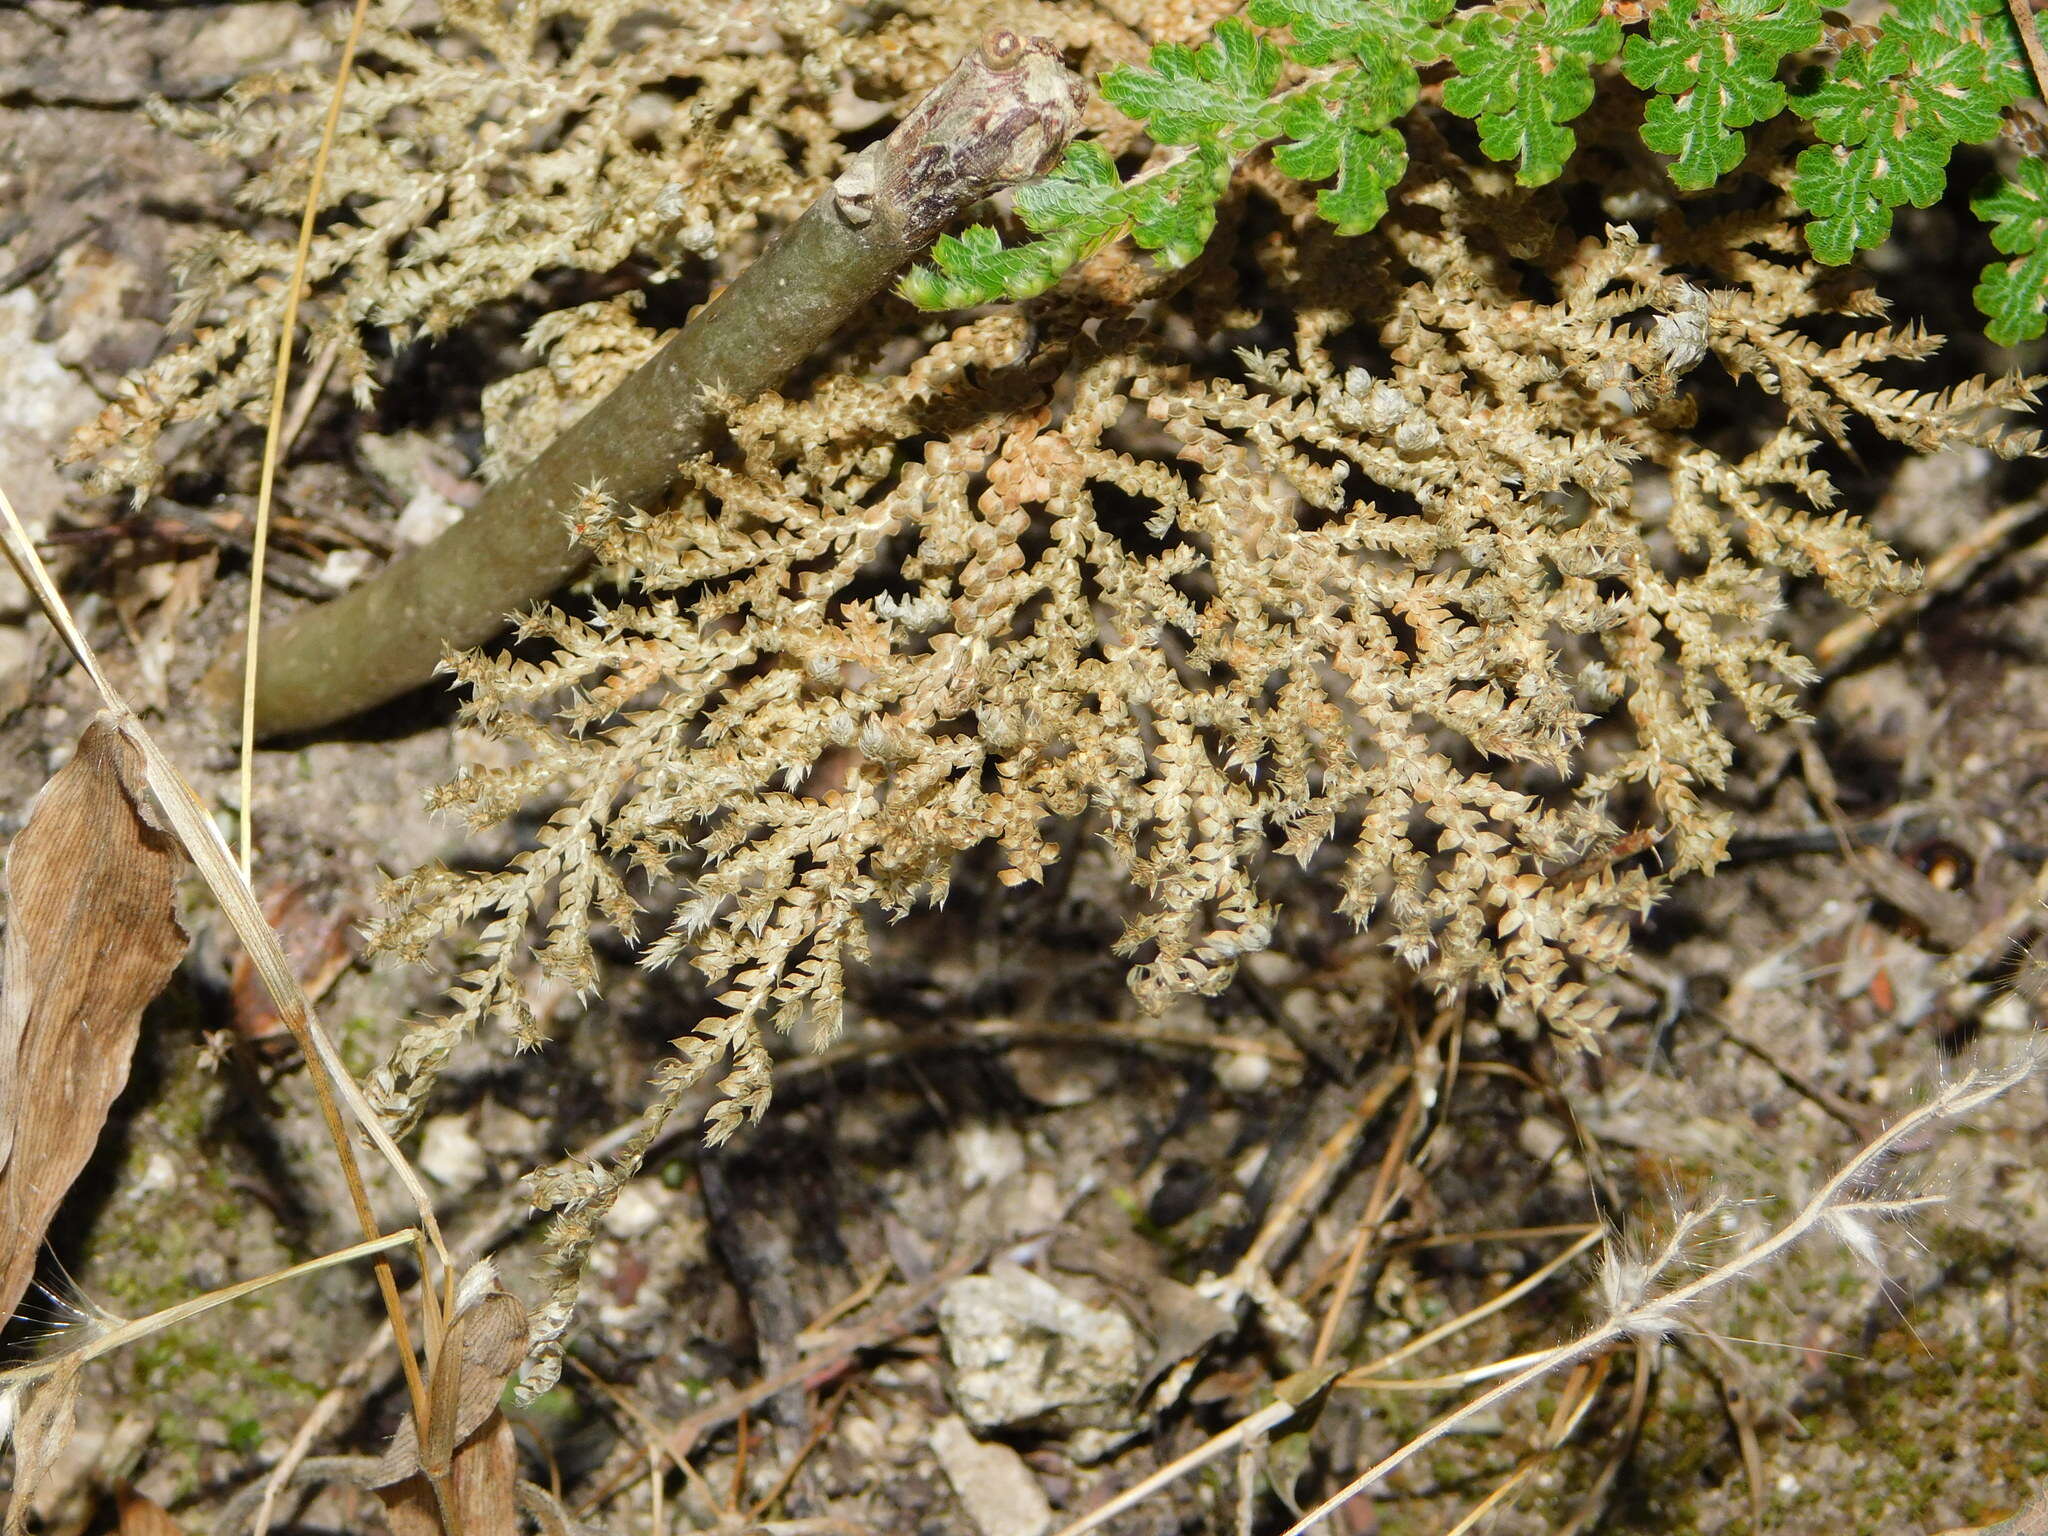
[1280,1054,2036,1534]
[1816,489,2048,669]
[0,1230,417,1394]
[236,0,374,872]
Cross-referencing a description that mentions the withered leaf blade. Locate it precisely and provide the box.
[115,1486,186,1536]
[5,1354,83,1536]
[371,1290,530,1489]
[375,1290,530,1536]
[377,1411,519,1536]
[0,714,188,1327]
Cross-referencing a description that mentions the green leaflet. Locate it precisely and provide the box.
[899,143,1127,309]
[1245,0,1452,69]
[898,225,1060,310]
[1249,0,1434,229]
[901,2,1434,310]
[1975,159,2048,344]
[1274,77,1411,234]
[1013,139,1129,236]
[1791,133,1948,263]
[1789,0,2029,260]
[1126,145,1237,264]
[1623,0,1822,188]
[1442,0,1622,186]
[898,136,1232,309]
[1101,17,1284,150]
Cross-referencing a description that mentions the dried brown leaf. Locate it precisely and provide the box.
[0,474,449,1269]
[0,716,187,1326]
[377,1412,519,1536]
[228,883,356,1059]
[374,1290,529,1536]
[116,1487,186,1536]
[371,1290,529,1489]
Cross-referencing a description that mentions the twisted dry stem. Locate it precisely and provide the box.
[228,30,1085,737]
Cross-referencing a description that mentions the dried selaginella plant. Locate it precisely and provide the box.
[231,25,1089,734]
[364,102,2038,1384]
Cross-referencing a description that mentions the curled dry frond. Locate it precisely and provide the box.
[363,118,2039,1389]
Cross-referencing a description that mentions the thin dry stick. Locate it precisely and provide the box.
[1058,1227,1598,1536]
[1222,1065,1410,1298]
[238,0,374,871]
[1338,1227,1605,1387]
[565,1354,718,1513]
[794,1263,892,1351]
[1687,1332,1767,1534]
[280,335,345,459]
[254,1321,396,1536]
[1310,1074,1427,1368]
[1440,1356,1608,1536]
[1553,1341,1655,1536]
[572,1246,985,1515]
[1708,1009,1874,1137]
[1941,848,2048,990]
[1300,1010,1456,1359]
[731,1409,748,1516]
[1397,1223,1599,1250]
[1048,1375,1333,1536]
[1329,1354,1558,1392]
[747,1377,857,1523]
[1278,1056,2035,1536]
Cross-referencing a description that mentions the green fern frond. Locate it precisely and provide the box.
[1100,16,1285,148]
[1273,74,1413,233]
[902,0,2048,345]
[1244,0,1452,69]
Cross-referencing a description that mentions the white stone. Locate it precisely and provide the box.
[1217,1048,1271,1093]
[316,548,374,591]
[938,1264,1143,1442]
[953,1119,1026,1191]
[929,1416,1053,1536]
[417,1115,486,1191]
[0,290,94,615]
[395,485,464,546]
[602,1183,663,1240]
[171,4,313,80]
